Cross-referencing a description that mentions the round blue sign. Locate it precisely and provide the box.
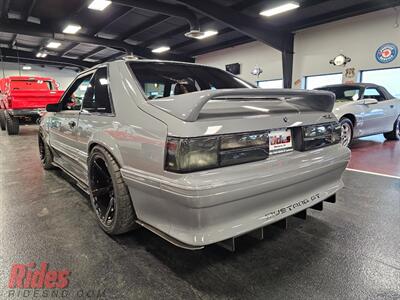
[376,43,398,64]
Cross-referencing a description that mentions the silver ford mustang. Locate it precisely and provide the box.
[38,59,350,250]
[316,84,400,147]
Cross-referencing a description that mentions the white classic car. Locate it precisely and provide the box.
[317,83,400,146]
[39,59,350,250]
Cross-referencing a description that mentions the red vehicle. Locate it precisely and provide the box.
[0,76,64,135]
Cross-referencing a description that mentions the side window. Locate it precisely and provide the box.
[364,88,386,102]
[61,74,93,111]
[82,67,112,114]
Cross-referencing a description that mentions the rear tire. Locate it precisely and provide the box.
[88,146,138,235]
[340,118,353,147]
[5,112,19,135]
[0,109,5,131]
[38,135,54,170]
[383,116,400,141]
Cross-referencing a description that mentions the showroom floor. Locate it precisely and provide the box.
[0,125,399,300]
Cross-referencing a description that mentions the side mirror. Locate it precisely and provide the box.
[363,98,379,105]
[46,103,61,112]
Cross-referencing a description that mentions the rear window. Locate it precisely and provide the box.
[317,86,362,102]
[10,80,53,91]
[128,62,253,100]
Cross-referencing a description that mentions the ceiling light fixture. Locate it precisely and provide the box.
[185,30,218,40]
[22,65,32,70]
[152,46,170,54]
[63,24,82,34]
[88,0,112,11]
[36,52,48,58]
[260,2,300,17]
[47,41,61,49]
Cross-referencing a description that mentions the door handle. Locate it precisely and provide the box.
[68,120,76,128]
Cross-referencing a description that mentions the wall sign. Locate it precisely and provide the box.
[375,43,398,64]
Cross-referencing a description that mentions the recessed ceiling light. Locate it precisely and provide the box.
[63,24,82,34]
[22,66,32,70]
[88,0,111,11]
[152,46,170,54]
[36,52,48,58]
[260,2,300,17]
[47,41,61,49]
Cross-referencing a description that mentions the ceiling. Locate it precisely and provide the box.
[0,0,399,70]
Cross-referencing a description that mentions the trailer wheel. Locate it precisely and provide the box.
[5,112,19,135]
[0,109,5,131]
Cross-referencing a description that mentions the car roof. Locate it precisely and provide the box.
[317,83,383,89]
[77,58,218,76]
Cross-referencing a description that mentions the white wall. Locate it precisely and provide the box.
[196,41,282,84]
[195,7,400,87]
[293,7,400,86]
[0,62,77,90]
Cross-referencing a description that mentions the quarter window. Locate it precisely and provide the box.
[364,88,386,101]
[82,68,112,113]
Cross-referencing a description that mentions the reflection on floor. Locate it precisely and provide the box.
[348,134,400,177]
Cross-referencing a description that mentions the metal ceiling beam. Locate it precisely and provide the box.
[0,20,194,62]
[0,47,93,69]
[176,0,292,52]
[188,36,254,57]
[118,15,170,41]
[9,0,38,49]
[138,0,264,48]
[1,0,10,19]
[288,0,400,31]
[112,0,199,31]
[60,43,80,57]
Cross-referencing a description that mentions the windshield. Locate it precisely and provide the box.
[129,62,254,100]
[10,80,54,91]
[316,86,362,102]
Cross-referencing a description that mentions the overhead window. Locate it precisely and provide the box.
[257,79,283,89]
[305,73,342,90]
[361,68,400,98]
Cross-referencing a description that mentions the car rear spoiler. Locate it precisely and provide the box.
[149,88,336,122]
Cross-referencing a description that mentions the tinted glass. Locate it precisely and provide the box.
[61,74,93,111]
[82,68,112,113]
[129,62,253,100]
[316,86,362,102]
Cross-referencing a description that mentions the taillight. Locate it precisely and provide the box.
[165,131,269,173]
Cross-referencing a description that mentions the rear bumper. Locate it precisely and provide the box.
[7,109,45,117]
[121,144,350,247]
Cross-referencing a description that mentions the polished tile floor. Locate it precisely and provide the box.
[0,125,399,300]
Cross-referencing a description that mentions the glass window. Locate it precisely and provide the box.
[61,74,93,111]
[82,68,112,113]
[364,88,386,101]
[361,68,400,98]
[305,73,342,90]
[316,86,361,102]
[10,80,53,91]
[257,79,283,89]
[129,62,254,100]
